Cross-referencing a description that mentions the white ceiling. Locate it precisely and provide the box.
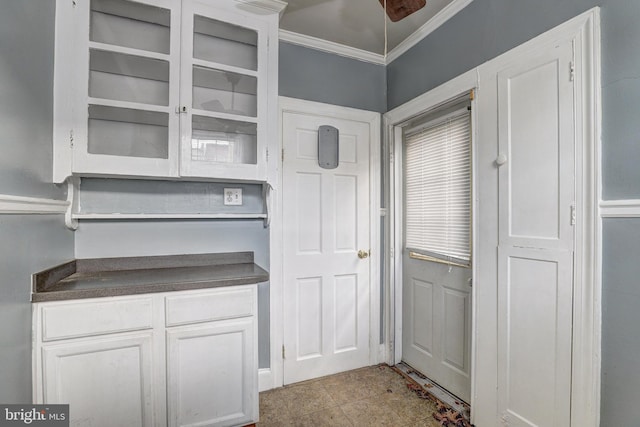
[279,0,455,57]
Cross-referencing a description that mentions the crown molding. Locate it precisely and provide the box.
[600,199,640,218]
[279,29,386,65]
[386,0,474,63]
[235,0,288,18]
[0,194,69,214]
[278,0,473,65]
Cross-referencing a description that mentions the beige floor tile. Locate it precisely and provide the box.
[283,381,338,417]
[294,406,354,427]
[340,397,409,427]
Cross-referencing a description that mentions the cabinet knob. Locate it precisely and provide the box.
[495,153,508,166]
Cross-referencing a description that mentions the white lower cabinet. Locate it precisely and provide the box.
[33,285,258,427]
[167,318,256,427]
[42,332,157,427]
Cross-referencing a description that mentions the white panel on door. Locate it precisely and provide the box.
[412,278,434,355]
[335,175,357,252]
[442,287,469,374]
[297,277,323,359]
[334,274,358,352]
[296,128,318,160]
[498,247,573,427]
[338,134,358,163]
[296,173,322,254]
[506,60,560,241]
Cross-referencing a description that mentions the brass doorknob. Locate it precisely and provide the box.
[358,250,370,259]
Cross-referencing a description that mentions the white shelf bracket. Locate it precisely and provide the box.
[65,176,80,230]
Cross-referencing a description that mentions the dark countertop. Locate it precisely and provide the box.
[32,252,268,302]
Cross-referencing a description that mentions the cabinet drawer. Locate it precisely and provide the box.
[165,287,255,327]
[40,298,153,342]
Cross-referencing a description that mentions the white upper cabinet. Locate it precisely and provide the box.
[53,0,282,183]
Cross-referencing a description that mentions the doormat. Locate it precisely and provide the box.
[390,365,474,427]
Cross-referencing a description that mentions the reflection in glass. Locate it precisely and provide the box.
[191,116,257,164]
[192,66,257,116]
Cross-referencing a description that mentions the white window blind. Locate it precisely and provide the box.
[404,107,471,265]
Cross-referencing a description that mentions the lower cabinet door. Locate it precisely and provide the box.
[42,331,156,427]
[166,318,256,427]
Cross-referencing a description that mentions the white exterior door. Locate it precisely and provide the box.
[282,109,372,384]
[495,41,575,426]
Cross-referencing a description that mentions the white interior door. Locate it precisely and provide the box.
[282,110,371,385]
[495,41,575,426]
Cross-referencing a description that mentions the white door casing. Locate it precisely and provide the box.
[281,103,378,384]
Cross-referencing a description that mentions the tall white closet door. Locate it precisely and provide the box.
[495,41,576,427]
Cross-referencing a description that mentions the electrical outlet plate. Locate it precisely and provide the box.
[223,188,243,206]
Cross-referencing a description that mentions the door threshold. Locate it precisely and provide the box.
[395,362,471,421]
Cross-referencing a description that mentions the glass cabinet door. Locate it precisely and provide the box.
[74,0,180,178]
[180,1,268,181]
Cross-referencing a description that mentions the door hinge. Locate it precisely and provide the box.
[282,345,285,360]
[281,149,285,162]
[69,130,74,148]
[569,61,575,82]
[266,148,269,162]
[570,203,576,225]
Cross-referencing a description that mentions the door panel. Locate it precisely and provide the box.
[497,248,573,427]
[495,41,575,427]
[283,111,371,384]
[402,258,472,402]
[498,44,575,251]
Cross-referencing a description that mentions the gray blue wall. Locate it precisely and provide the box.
[0,1,75,402]
[386,1,640,424]
[279,41,387,113]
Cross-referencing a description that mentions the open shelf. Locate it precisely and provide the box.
[90,0,171,54]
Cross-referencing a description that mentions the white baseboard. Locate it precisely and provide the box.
[259,368,273,392]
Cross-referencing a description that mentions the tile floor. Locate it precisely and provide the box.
[258,365,444,427]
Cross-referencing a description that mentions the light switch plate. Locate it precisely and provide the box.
[223,188,243,206]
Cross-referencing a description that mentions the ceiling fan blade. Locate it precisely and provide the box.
[378,0,426,22]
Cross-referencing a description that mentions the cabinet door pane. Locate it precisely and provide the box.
[90,0,171,54]
[192,66,257,116]
[88,105,169,159]
[90,50,170,106]
[191,116,257,165]
[193,15,257,71]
